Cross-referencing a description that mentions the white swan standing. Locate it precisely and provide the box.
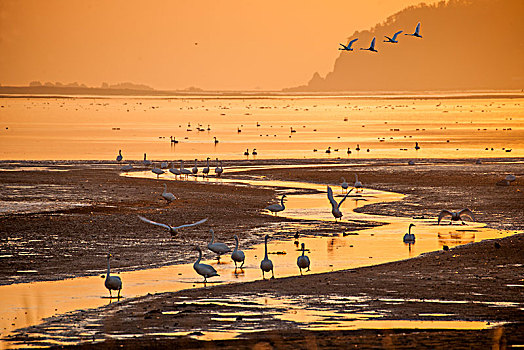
[116,150,123,162]
[297,243,310,275]
[215,159,224,177]
[354,174,363,192]
[260,234,274,279]
[405,22,422,38]
[202,157,210,178]
[360,37,378,52]
[138,216,208,237]
[193,246,219,283]
[403,223,416,244]
[340,177,349,193]
[384,30,403,43]
[231,235,245,269]
[207,229,231,262]
[265,194,286,215]
[339,38,358,51]
[192,159,198,176]
[327,186,353,221]
[161,183,176,203]
[104,253,122,298]
[437,209,475,225]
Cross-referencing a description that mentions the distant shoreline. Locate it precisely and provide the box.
[0,86,523,100]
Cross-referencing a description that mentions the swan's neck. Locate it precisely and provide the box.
[234,237,239,252]
[355,174,359,181]
[341,177,346,182]
[163,184,167,193]
[280,196,285,208]
[144,154,146,160]
[194,160,197,166]
[106,258,111,279]
[210,230,215,244]
[206,159,209,166]
[408,225,413,234]
[194,249,202,265]
[302,247,305,256]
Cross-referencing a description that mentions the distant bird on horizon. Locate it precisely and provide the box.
[360,37,378,52]
[405,22,423,38]
[437,209,475,225]
[415,142,420,151]
[339,38,359,51]
[143,153,152,166]
[116,150,123,162]
[384,30,403,43]
[252,148,258,156]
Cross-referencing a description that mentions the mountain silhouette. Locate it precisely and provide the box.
[287,0,523,92]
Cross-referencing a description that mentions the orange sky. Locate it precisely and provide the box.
[0,0,438,90]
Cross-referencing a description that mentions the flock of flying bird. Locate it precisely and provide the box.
[339,22,422,53]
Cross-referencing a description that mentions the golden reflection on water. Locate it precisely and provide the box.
[0,170,520,347]
[0,96,523,160]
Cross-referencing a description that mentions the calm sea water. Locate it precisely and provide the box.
[0,95,522,160]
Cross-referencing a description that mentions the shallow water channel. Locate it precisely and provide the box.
[0,166,518,347]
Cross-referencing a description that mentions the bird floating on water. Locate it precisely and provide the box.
[104,253,122,298]
[193,246,219,283]
[192,159,198,176]
[252,148,258,156]
[405,22,422,38]
[384,30,403,43]
[339,38,358,51]
[161,183,176,203]
[437,209,475,225]
[207,229,231,262]
[360,37,378,52]
[116,150,123,162]
[297,243,310,275]
[265,194,286,215]
[327,186,353,221]
[260,235,274,279]
[231,235,245,269]
[138,216,208,237]
[403,223,416,244]
[415,142,420,151]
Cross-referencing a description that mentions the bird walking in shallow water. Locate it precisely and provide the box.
[104,254,122,298]
[354,174,363,192]
[297,243,310,275]
[340,177,349,193]
[193,246,219,283]
[437,209,475,225]
[207,229,231,262]
[231,235,245,269]
[265,194,286,215]
[260,235,274,279]
[202,157,210,178]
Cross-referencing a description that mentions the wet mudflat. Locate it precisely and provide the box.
[0,158,523,348]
